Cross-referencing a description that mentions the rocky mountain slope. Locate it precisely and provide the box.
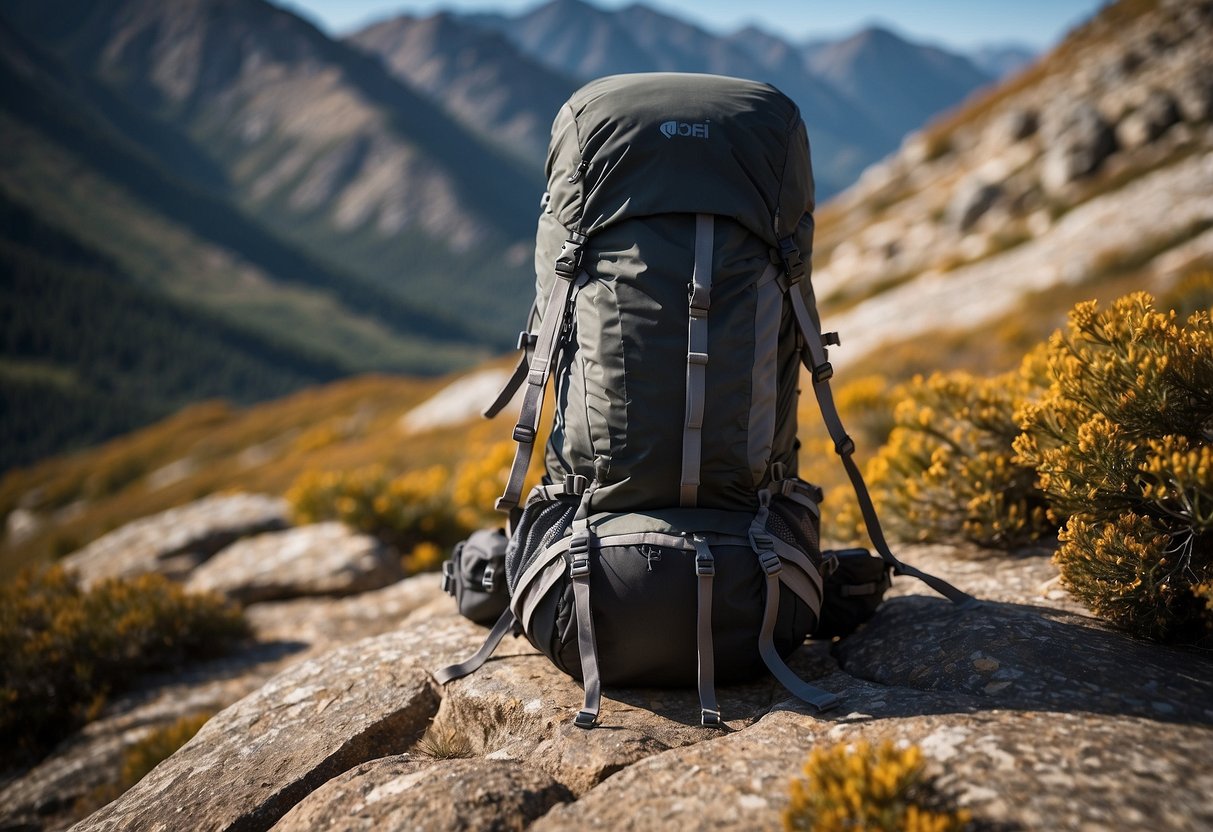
[2,494,1210,831]
[2,0,540,342]
[812,0,1213,374]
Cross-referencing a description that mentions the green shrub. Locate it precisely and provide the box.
[1015,293,1213,642]
[0,567,246,759]
[859,355,1053,548]
[784,740,971,832]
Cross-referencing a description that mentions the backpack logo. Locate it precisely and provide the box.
[660,120,710,139]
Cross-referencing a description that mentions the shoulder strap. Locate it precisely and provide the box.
[776,238,977,608]
[496,235,588,513]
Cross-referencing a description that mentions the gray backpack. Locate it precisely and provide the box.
[436,73,972,728]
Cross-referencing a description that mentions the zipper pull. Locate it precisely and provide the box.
[567,159,589,184]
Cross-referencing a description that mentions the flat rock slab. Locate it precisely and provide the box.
[186,522,404,604]
[271,755,572,832]
[70,638,440,832]
[535,698,1213,832]
[63,494,290,585]
[836,595,1213,724]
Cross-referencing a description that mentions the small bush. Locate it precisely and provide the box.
[860,355,1053,548]
[286,464,465,557]
[0,567,245,759]
[784,740,971,832]
[1015,293,1213,641]
[452,440,518,530]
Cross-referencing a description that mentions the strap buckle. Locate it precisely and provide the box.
[823,331,841,347]
[574,710,597,729]
[777,237,805,284]
[481,565,497,592]
[700,708,722,727]
[563,473,589,496]
[513,424,536,443]
[517,331,537,350]
[758,548,782,576]
[689,283,711,318]
[695,551,715,577]
[812,361,834,383]
[441,560,456,595]
[554,238,584,279]
[835,435,856,456]
[569,532,591,578]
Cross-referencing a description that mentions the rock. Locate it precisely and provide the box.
[1041,103,1118,191]
[271,755,572,832]
[186,522,404,604]
[62,494,290,585]
[69,638,441,832]
[947,178,1004,232]
[1118,89,1181,149]
[243,571,445,653]
[398,369,512,435]
[1175,69,1213,123]
[990,108,1039,144]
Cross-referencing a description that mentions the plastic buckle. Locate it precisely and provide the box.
[481,565,496,592]
[812,361,834,384]
[554,239,583,279]
[563,473,589,496]
[823,331,841,347]
[574,710,597,729]
[441,560,455,595]
[569,533,591,578]
[689,284,711,318]
[758,548,783,576]
[570,557,591,579]
[695,552,715,577]
[513,424,536,443]
[701,708,722,727]
[777,238,805,284]
[517,331,537,350]
[835,436,856,457]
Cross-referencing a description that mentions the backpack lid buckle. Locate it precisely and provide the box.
[554,237,585,279]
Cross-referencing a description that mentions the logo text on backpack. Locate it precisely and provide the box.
[660,120,710,139]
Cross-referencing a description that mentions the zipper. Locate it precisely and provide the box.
[567,158,589,184]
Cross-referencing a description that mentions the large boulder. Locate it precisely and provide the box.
[1117,89,1182,149]
[62,494,290,585]
[1041,102,1118,191]
[68,639,441,832]
[186,522,404,604]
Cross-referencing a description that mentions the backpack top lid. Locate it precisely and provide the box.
[545,72,814,246]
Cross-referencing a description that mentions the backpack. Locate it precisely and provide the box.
[435,73,973,729]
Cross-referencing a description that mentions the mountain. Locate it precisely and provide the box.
[804,26,994,140]
[811,0,1213,377]
[969,42,1038,78]
[347,12,577,165]
[447,0,991,198]
[2,0,540,343]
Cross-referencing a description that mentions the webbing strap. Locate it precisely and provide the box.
[781,246,976,608]
[496,268,585,513]
[680,214,714,507]
[483,351,529,419]
[692,536,720,727]
[756,563,840,712]
[570,488,601,728]
[432,609,516,685]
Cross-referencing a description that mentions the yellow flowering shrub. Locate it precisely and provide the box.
[1015,293,1213,642]
[452,440,518,530]
[784,741,971,832]
[860,354,1052,548]
[0,567,245,759]
[286,464,464,558]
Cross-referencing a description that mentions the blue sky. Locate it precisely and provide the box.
[281,0,1106,50]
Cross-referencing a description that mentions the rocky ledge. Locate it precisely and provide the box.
[4,497,1212,832]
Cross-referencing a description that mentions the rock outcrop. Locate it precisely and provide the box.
[61,494,290,585]
[186,522,403,604]
[23,538,1206,832]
